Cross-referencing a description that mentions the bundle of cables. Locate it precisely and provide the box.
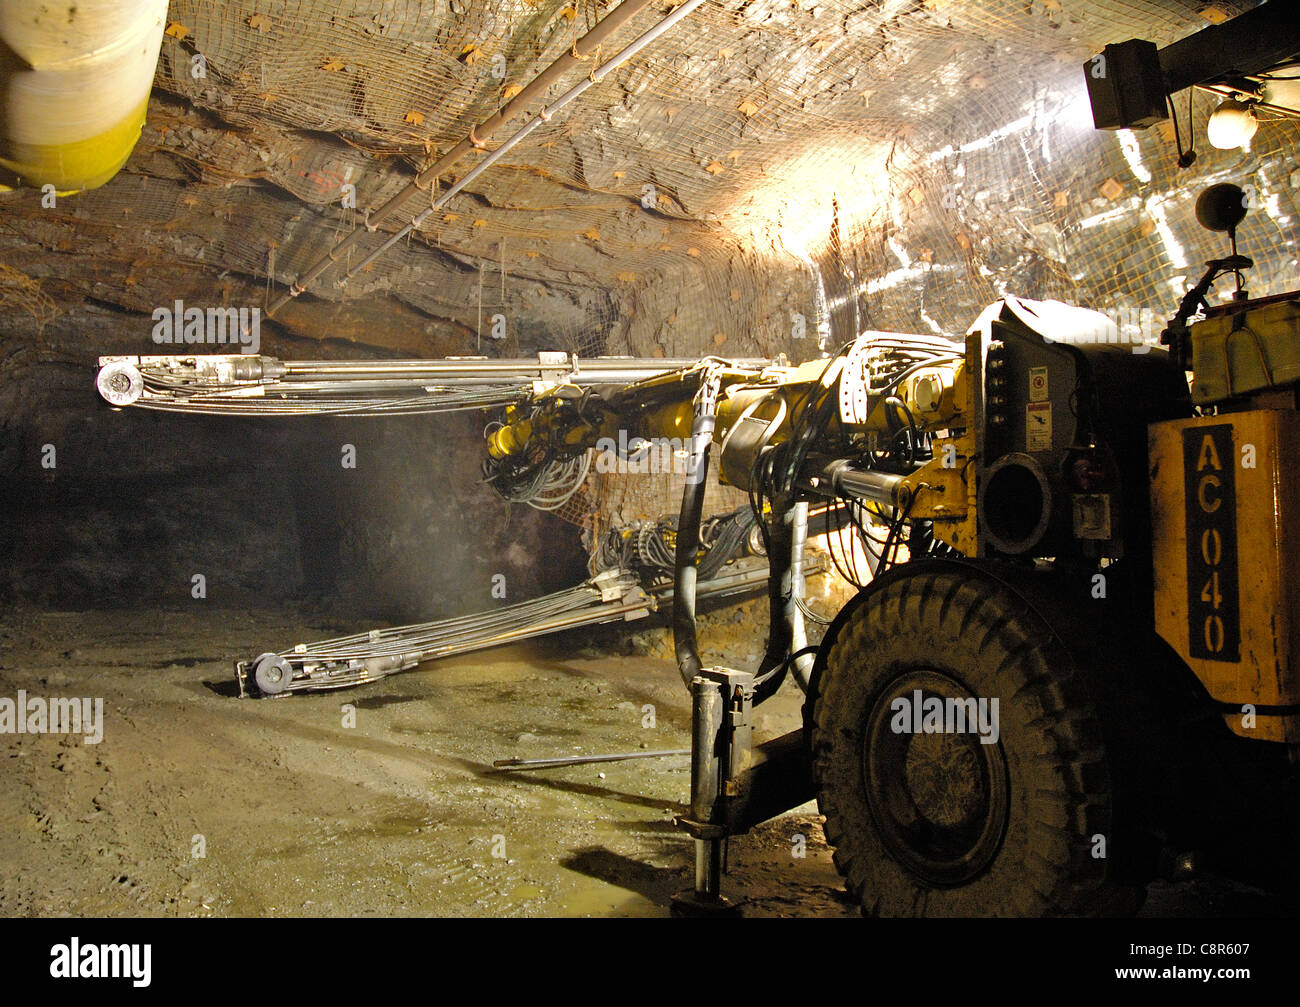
[747,333,964,589]
[481,390,598,512]
[588,507,757,580]
[489,451,592,512]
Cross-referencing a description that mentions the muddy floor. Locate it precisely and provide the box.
[0,607,1291,918]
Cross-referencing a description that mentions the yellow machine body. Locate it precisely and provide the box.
[1190,298,1300,405]
[710,353,974,550]
[1149,408,1300,742]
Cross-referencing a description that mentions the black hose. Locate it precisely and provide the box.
[698,508,754,580]
[672,397,717,688]
[752,497,796,704]
[883,394,919,465]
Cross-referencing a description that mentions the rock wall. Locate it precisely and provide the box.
[0,304,586,620]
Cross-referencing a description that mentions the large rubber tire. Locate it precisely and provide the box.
[811,565,1145,917]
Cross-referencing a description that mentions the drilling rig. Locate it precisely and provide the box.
[97,184,1299,915]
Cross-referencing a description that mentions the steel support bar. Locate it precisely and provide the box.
[671,667,752,916]
[1085,5,1300,130]
[670,721,815,915]
[1159,4,1300,95]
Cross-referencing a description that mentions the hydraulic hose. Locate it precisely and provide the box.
[752,497,796,705]
[787,501,816,692]
[673,378,719,688]
[674,393,811,701]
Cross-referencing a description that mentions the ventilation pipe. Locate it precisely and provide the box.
[0,0,167,191]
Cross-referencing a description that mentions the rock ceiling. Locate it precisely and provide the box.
[2,0,1295,363]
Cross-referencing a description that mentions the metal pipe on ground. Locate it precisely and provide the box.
[492,749,689,771]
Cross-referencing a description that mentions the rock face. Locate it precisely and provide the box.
[1,0,1296,616]
[0,306,585,619]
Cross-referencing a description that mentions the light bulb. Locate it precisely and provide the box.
[1207,99,1259,150]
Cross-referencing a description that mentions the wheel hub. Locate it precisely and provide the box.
[862,668,1009,887]
[903,730,984,829]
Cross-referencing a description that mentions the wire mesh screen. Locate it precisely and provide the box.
[4,0,1297,553]
[42,0,1289,355]
[571,462,749,555]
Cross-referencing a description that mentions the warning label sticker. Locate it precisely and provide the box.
[1028,366,1049,403]
[1026,402,1052,450]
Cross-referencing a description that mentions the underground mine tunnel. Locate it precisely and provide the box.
[1,0,1298,934]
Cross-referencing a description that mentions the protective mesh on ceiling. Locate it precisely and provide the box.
[131,0,1295,350]
[7,0,1296,543]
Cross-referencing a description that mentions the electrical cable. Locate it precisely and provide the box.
[1167,90,1197,169]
